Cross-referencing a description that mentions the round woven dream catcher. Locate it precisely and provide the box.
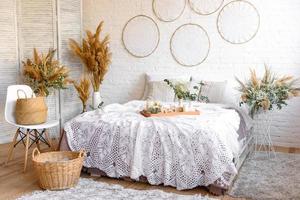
[217,0,260,44]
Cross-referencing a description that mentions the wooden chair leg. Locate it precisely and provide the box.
[44,129,54,151]
[34,129,41,151]
[57,129,65,151]
[23,129,30,172]
[6,128,20,165]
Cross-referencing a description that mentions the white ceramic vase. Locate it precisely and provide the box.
[183,100,193,112]
[92,91,102,109]
[178,99,183,107]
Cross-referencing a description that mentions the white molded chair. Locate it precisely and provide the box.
[5,85,59,172]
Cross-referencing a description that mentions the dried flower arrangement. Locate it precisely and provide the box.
[23,48,70,97]
[69,21,112,92]
[72,76,91,113]
[164,79,209,102]
[236,66,300,118]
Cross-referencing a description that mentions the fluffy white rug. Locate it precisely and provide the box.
[230,152,300,200]
[17,178,216,200]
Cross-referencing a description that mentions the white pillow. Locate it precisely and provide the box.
[191,78,228,103]
[142,73,191,100]
[146,81,175,101]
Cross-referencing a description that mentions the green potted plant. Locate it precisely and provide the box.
[164,79,209,106]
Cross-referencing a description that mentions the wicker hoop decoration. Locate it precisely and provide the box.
[152,0,186,22]
[189,0,224,15]
[217,0,260,44]
[122,15,160,58]
[170,23,210,67]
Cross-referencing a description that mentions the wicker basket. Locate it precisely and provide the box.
[32,148,85,190]
[15,89,48,125]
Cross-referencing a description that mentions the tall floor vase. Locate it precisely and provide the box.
[253,111,276,158]
[92,91,102,109]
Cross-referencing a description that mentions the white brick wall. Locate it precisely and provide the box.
[83,0,300,148]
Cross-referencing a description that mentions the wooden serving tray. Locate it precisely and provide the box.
[140,110,200,118]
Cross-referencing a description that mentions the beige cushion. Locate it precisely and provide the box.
[142,73,191,100]
[146,81,174,101]
[191,79,228,103]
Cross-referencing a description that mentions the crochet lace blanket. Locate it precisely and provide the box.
[64,101,241,190]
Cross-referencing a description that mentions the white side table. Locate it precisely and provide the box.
[253,111,276,158]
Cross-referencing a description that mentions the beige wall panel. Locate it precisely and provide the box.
[57,0,83,124]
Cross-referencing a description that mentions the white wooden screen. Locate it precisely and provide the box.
[0,0,18,143]
[0,0,82,143]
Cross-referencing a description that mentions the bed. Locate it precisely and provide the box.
[60,100,254,195]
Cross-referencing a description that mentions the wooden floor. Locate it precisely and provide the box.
[0,142,299,200]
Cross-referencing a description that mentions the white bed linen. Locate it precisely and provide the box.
[64,101,241,190]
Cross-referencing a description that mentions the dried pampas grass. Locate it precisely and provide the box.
[69,21,111,92]
[72,76,91,113]
[250,69,260,89]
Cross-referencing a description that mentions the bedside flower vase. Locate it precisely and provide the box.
[81,103,87,114]
[183,100,193,112]
[92,91,102,109]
